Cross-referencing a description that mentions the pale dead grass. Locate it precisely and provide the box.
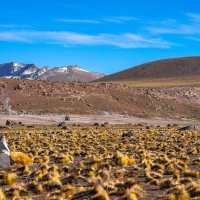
[110,75,200,87]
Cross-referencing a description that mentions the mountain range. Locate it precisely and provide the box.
[1,56,200,119]
[2,56,200,86]
[0,62,105,82]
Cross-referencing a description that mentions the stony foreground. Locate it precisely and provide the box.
[0,124,199,200]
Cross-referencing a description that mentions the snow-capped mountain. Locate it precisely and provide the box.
[0,62,105,82]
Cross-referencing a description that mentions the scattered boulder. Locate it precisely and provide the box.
[6,120,14,126]
[137,122,148,127]
[14,84,24,90]
[1,84,7,88]
[61,126,69,130]
[149,125,155,129]
[27,125,36,128]
[101,122,109,127]
[0,135,14,169]
[93,123,100,126]
[65,115,70,121]
[58,122,67,127]
[172,124,178,127]
[122,131,137,138]
[178,125,196,131]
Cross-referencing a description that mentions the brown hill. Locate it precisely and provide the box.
[0,78,200,119]
[96,56,200,86]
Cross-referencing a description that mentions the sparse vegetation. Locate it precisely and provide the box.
[0,124,199,199]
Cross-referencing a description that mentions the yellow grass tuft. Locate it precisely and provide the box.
[113,152,136,166]
[0,189,6,200]
[92,185,110,200]
[3,172,17,185]
[11,152,33,165]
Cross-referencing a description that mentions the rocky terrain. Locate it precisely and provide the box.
[0,78,200,119]
[0,62,105,83]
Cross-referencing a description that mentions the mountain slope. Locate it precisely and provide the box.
[0,62,105,82]
[96,56,200,83]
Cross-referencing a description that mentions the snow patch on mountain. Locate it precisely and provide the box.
[0,62,105,82]
[74,67,89,73]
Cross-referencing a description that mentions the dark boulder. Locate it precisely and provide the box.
[122,131,137,138]
[58,122,67,127]
[61,126,69,130]
[137,122,148,127]
[101,122,109,127]
[27,125,36,128]
[18,121,23,125]
[172,124,178,127]
[6,120,15,126]
[178,125,196,131]
[65,115,70,121]
[93,123,100,126]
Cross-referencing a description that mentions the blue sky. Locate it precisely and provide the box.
[0,0,200,74]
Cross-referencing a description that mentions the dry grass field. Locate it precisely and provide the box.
[0,124,199,200]
[107,75,200,87]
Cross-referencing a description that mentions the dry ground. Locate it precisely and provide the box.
[0,114,200,127]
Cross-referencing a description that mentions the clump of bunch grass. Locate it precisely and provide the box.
[11,152,33,165]
[0,189,6,200]
[3,173,17,185]
[112,152,136,166]
[91,185,109,200]
[124,187,143,199]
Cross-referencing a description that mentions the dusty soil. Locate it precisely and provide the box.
[0,113,200,128]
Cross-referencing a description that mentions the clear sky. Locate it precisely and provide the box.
[0,0,200,74]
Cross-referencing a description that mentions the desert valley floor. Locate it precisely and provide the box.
[0,121,199,200]
[1,113,200,127]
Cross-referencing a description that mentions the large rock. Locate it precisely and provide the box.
[58,122,67,127]
[65,115,70,121]
[61,125,69,130]
[122,131,137,138]
[178,125,196,131]
[0,135,13,169]
[14,84,24,90]
[6,120,15,126]
[101,122,109,127]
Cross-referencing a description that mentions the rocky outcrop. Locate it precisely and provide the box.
[0,135,13,169]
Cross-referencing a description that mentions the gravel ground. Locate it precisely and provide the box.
[0,113,200,127]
